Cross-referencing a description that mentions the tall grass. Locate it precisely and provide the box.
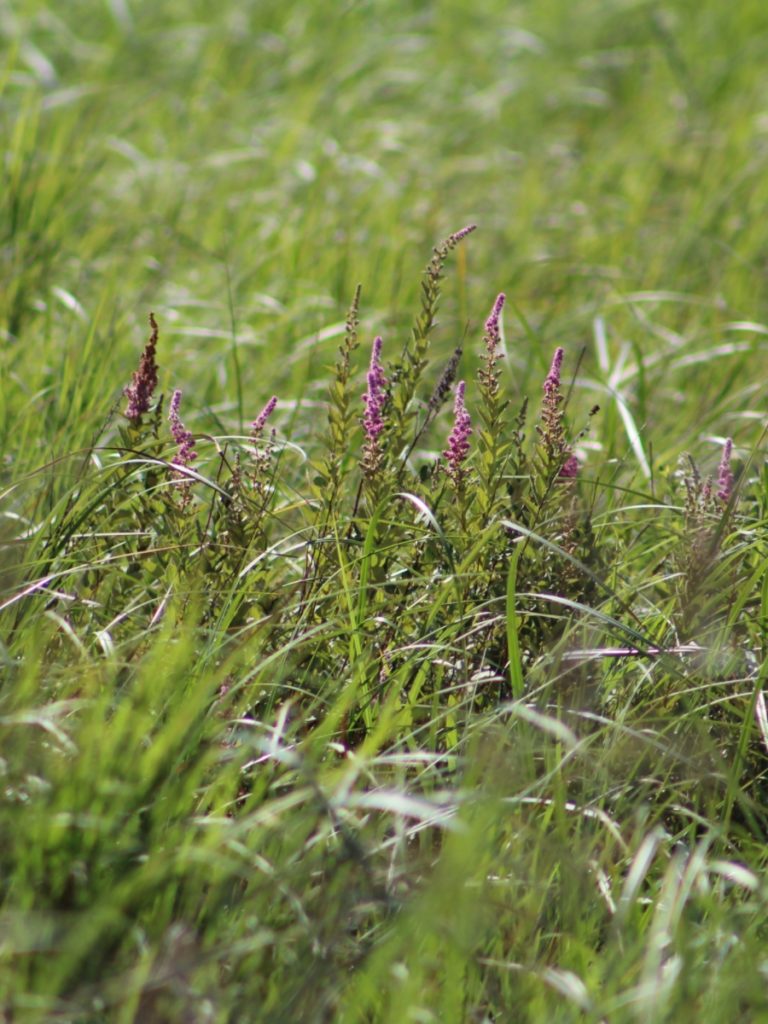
[1,1,768,1021]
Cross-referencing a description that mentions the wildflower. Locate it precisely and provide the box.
[479,293,506,399]
[251,396,278,438]
[124,313,159,422]
[361,336,388,477]
[544,347,564,403]
[538,347,571,470]
[249,396,278,489]
[427,226,477,280]
[717,438,734,503]
[560,454,579,479]
[485,293,505,350]
[168,388,197,476]
[444,381,472,483]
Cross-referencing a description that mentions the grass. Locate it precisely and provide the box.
[2,1,768,1021]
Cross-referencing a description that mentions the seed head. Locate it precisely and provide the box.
[428,346,463,413]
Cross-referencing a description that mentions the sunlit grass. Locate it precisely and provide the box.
[1,1,768,1021]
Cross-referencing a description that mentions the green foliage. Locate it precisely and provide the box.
[2,1,768,1021]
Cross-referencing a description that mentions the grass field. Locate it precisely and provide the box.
[2,1,768,1021]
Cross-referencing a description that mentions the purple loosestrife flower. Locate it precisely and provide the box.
[560,455,579,479]
[485,293,505,350]
[361,336,388,477]
[539,347,573,473]
[444,381,472,484]
[445,223,476,247]
[427,226,477,275]
[249,396,278,488]
[124,313,159,422]
[717,438,734,503]
[544,347,564,402]
[168,388,197,480]
[478,293,505,397]
[251,396,278,438]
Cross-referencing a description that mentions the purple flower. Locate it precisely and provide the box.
[251,396,278,437]
[484,293,506,352]
[477,292,506,399]
[559,455,579,479]
[538,347,573,473]
[363,337,387,441]
[168,388,197,476]
[544,347,564,401]
[249,396,278,487]
[124,313,159,421]
[444,381,472,482]
[717,438,733,503]
[361,337,388,477]
[447,224,476,246]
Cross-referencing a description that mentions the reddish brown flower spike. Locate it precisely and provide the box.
[124,313,160,422]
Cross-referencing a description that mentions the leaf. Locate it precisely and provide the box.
[506,546,525,699]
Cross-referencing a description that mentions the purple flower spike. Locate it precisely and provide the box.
[544,347,564,400]
[124,313,159,422]
[444,381,472,482]
[361,336,389,478]
[717,438,734,503]
[539,347,577,476]
[168,388,197,475]
[363,337,387,440]
[484,293,506,351]
[251,396,278,437]
[478,293,507,410]
[449,224,477,245]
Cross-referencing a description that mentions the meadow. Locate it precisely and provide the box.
[2,1,768,1020]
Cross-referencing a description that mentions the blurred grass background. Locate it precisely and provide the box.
[4,0,768,466]
[2,2,768,1021]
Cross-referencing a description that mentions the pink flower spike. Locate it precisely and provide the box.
[544,347,564,399]
[444,380,472,481]
[449,224,477,245]
[360,336,389,479]
[124,313,159,421]
[168,388,197,474]
[363,336,388,444]
[717,438,734,503]
[251,396,278,436]
[484,293,506,350]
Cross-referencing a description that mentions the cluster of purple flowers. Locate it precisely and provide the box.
[444,381,472,484]
[478,293,506,400]
[361,336,388,477]
[539,347,579,480]
[249,395,279,488]
[485,293,505,349]
[717,438,734,503]
[124,313,159,422]
[168,389,197,468]
[123,300,747,533]
[251,396,278,438]
[543,347,564,405]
